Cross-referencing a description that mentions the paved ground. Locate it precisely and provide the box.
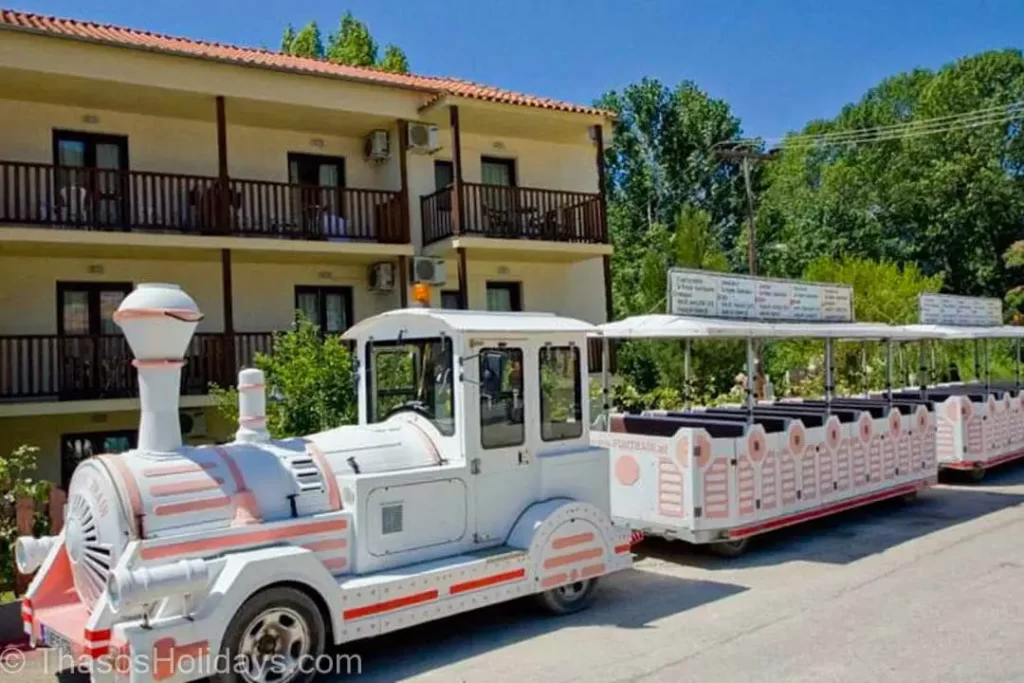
[14,465,1024,682]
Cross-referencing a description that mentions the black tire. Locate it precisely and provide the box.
[969,464,987,483]
[901,491,919,504]
[212,586,326,683]
[709,537,750,558]
[535,578,599,615]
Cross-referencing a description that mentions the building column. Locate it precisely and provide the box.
[450,105,464,237]
[397,119,411,245]
[215,96,230,234]
[592,123,614,323]
[221,248,236,383]
[457,247,469,310]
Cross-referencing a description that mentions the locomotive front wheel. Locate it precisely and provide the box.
[213,587,326,683]
[535,577,598,615]
[709,537,750,558]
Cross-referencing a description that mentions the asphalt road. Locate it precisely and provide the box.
[16,465,1024,682]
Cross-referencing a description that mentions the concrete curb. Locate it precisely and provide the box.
[0,601,27,647]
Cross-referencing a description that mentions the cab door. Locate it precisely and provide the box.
[470,342,539,544]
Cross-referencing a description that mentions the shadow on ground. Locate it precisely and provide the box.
[636,460,1024,570]
[334,569,744,681]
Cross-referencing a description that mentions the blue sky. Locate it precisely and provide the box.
[9,0,1023,137]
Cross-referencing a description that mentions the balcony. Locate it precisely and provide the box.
[0,332,274,402]
[421,183,606,246]
[0,161,407,244]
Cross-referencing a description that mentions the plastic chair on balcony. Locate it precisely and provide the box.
[58,185,90,226]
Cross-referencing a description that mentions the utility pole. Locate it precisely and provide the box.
[712,142,779,398]
[711,144,778,276]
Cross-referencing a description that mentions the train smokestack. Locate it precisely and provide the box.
[114,283,202,453]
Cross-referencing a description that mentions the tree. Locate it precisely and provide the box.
[1,445,49,595]
[378,44,410,74]
[757,50,1024,298]
[284,21,325,59]
[211,316,356,438]
[280,24,297,54]
[326,12,377,67]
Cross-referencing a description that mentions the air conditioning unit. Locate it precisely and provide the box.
[179,408,207,439]
[364,129,391,163]
[407,123,440,154]
[368,261,396,293]
[410,256,446,285]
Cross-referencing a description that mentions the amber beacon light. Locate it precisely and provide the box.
[412,282,432,307]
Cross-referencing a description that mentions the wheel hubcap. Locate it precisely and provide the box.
[238,607,311,683]
[556,580,588,602]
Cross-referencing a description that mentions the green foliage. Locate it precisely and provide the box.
[326,12,378,67]
[378,44,411,74]
[212,316,356,439]
[284,21,325,59]
[281,12,410,73]
[757,50,1024,299]
[0,445,50,593]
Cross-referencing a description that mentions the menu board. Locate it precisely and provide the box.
[667,268,853,322]
[918,294,1002,327]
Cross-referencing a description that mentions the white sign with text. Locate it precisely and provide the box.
[667,268,853,322]
[918,294,1002,327]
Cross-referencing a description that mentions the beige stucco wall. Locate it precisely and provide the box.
[0,253,225,334]
[0,406,229,484]
[436,256,607,324]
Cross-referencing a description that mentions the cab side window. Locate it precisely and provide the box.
[479,348,524,448]
[539,346,582,441]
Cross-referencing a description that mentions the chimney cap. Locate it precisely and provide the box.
[115,283,202,361]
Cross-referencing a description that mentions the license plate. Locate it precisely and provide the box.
[42,626,73,657]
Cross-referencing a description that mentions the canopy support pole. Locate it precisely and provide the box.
[974,339,981,383]
[601,337,610,424]
[918,340,929,401]
[745,338,755,425]
[885,340,894,410]
[1015,337,1021,394]
[984,338,991,393]
[683,339,692,410]
[861,342,869,398]
[824,338,834,416]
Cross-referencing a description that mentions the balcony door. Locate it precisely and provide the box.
[61,430,137,490]
[480,156,519,237]
[295,286,353,334]
[53,130,129,228]
[486,282,523,312]
[288,153,346,237]
[57,282,134,399]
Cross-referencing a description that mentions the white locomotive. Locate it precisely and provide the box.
[16,283,633,683]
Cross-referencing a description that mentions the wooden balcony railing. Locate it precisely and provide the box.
[0,161,407,244]
[0,332,275,402]
[421,183,606,245]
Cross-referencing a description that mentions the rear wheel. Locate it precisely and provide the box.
[709,537,750,558]
[901,491,919,503]
[535,578,598,615]
[969,464,987,483]
[212,586,325,683]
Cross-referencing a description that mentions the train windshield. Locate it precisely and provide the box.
[366,336,455,435]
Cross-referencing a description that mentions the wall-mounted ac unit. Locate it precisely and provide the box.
[407,123,440,154]
[369,262,396,293]
[179,408,207,439]
[364,129,391,163]
[410,257,446,285]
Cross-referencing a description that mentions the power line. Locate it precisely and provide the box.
[733,101,1024,150]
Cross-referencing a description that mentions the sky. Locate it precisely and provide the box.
[8,0,1023,137]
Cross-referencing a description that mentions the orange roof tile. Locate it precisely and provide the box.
[0,8,611,118]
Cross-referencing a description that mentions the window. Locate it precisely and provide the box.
[53,131,130,227]
[479,348,524,448]
[481,157,516,187]
[289,153,346,235]
[539,346,583,441]
[434,160,454,190]
[486,282,522,312]
[58,282,133,335]
[367,337,455,436]
[61,430,136,490]
[441,290,462,310]
[295,286,353,334]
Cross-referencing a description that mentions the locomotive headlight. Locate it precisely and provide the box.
[107,558,209,613]
[15,536,56,574]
